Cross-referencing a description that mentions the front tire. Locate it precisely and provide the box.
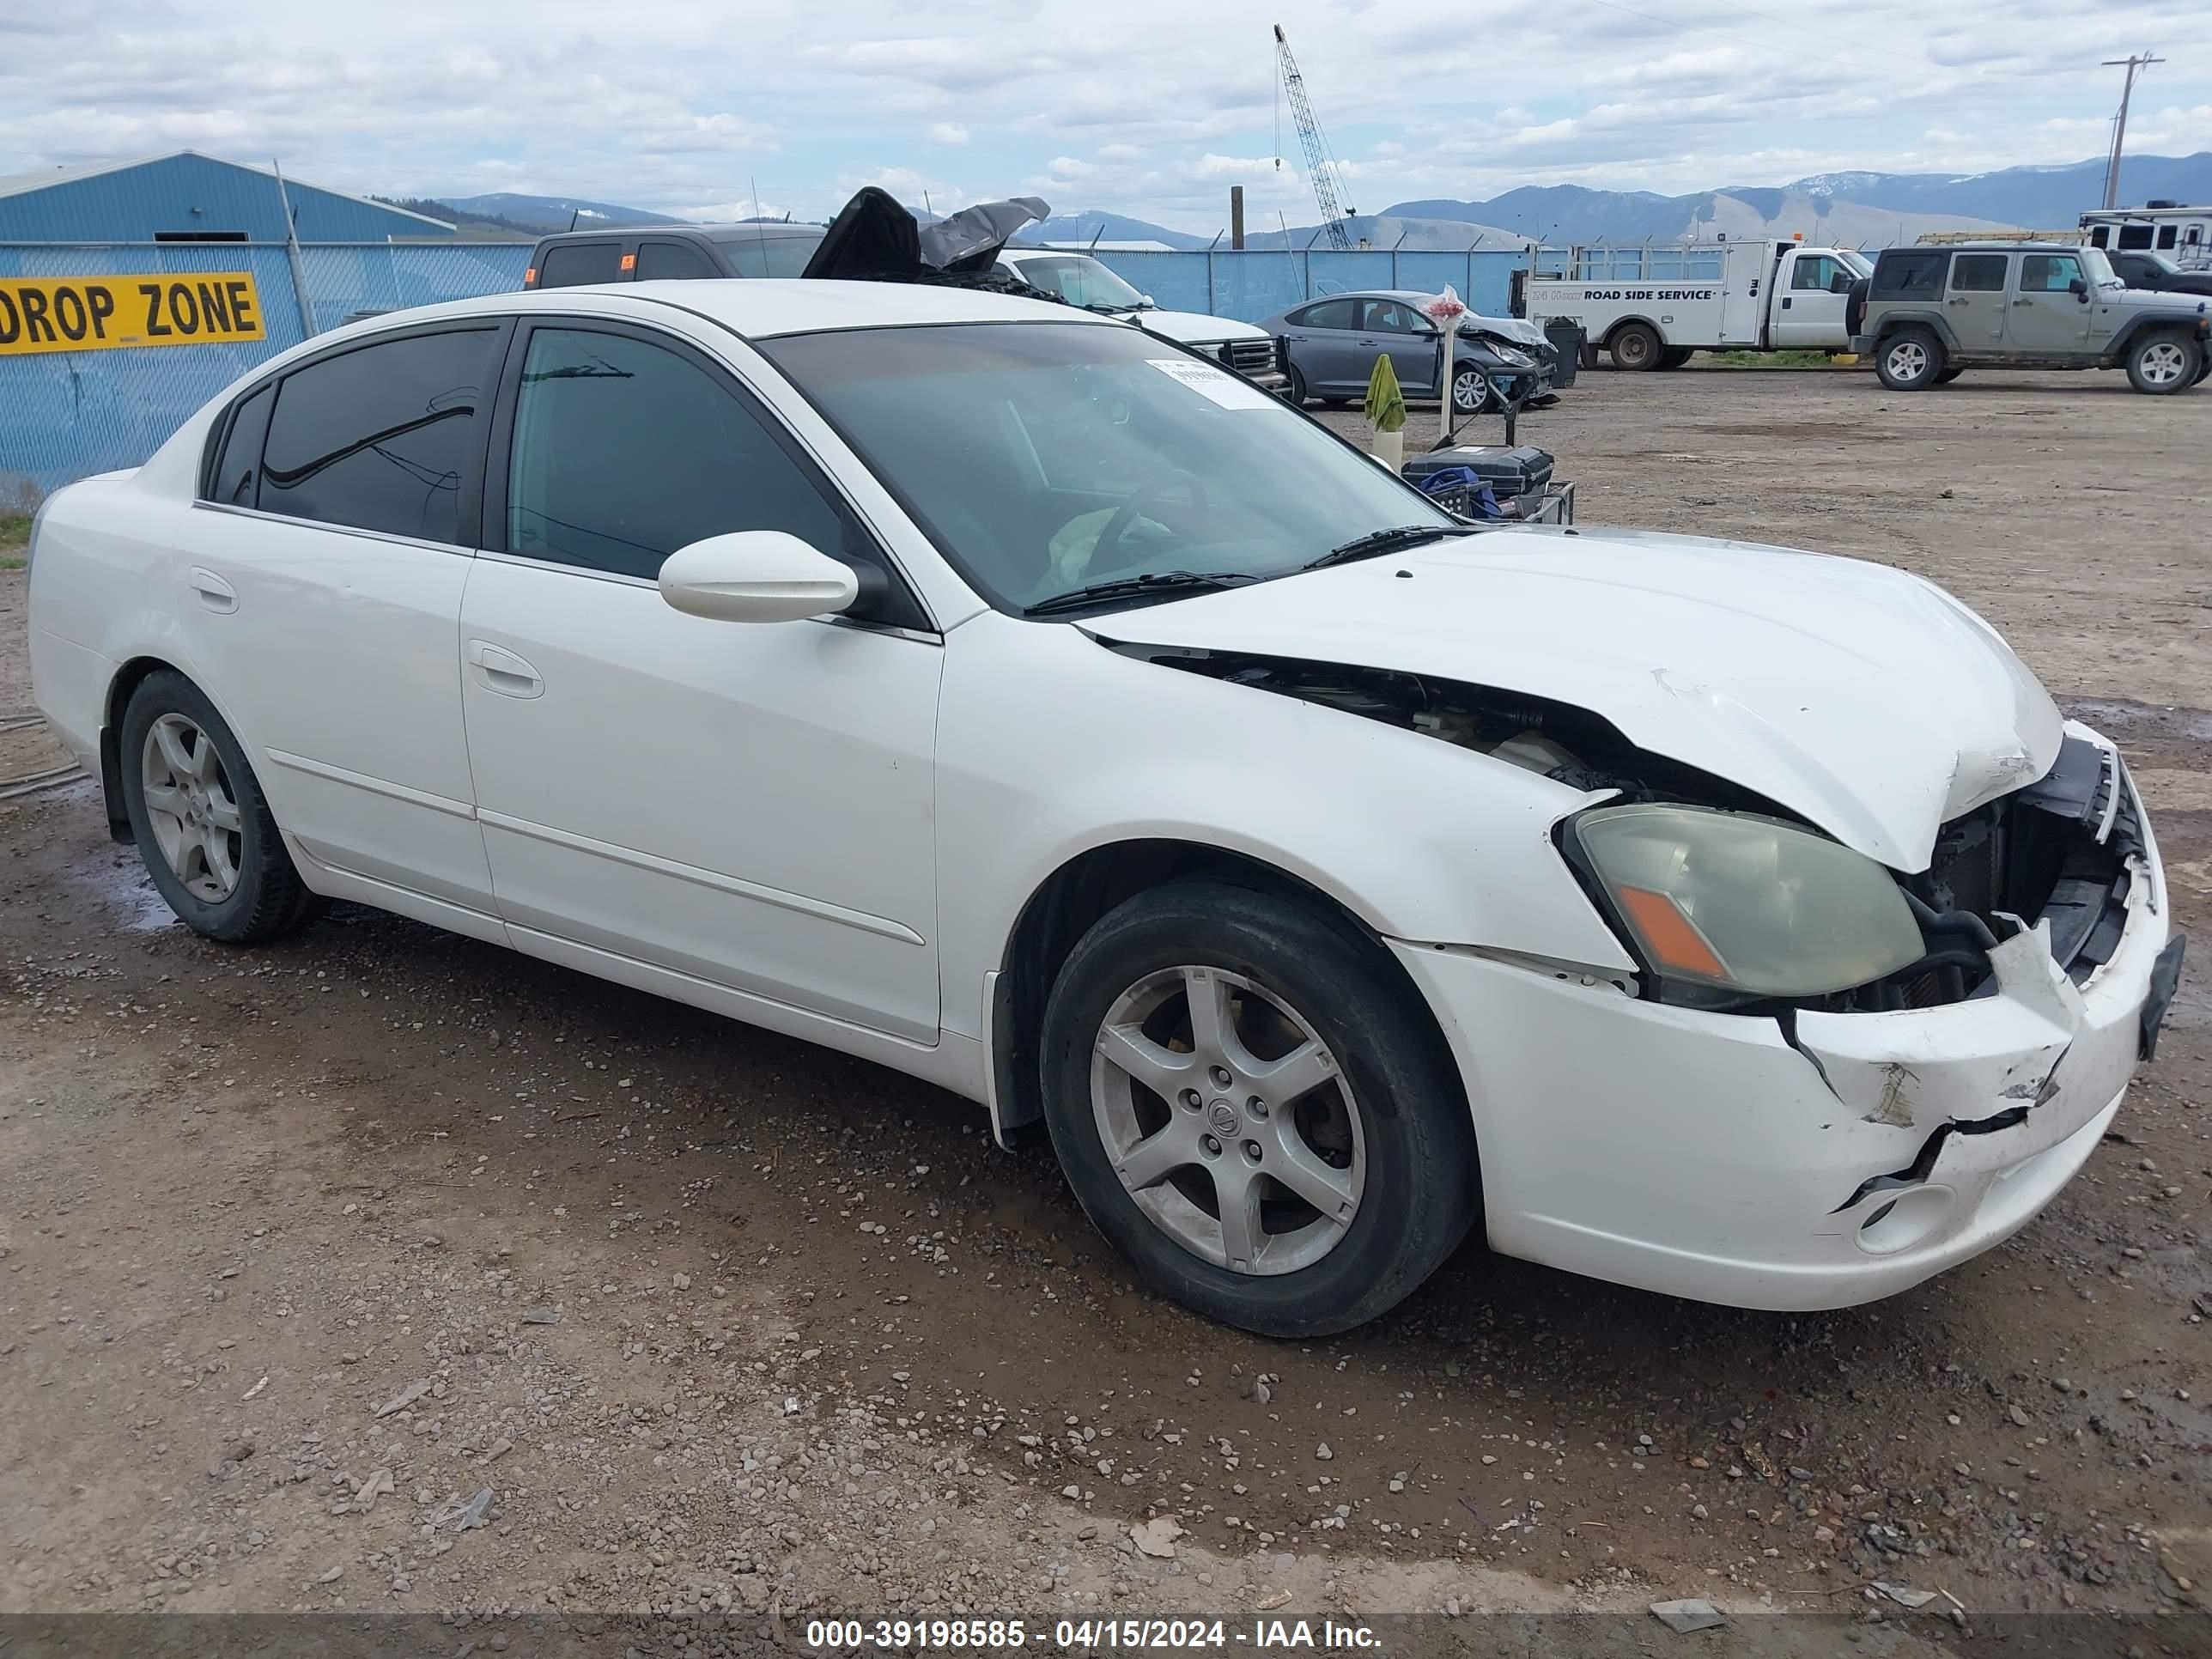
[2126,331,2203,394]
[1875,326,1945,391]
[1284,362,1310,406]
[1449,362,1495,415]
[1040,880,1478,1336]
[1609,321,1662,371]
[118,671,321,944]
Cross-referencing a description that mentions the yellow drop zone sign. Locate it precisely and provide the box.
[0,272,267,356]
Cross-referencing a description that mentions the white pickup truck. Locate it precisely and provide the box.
[1528,240,1872,369]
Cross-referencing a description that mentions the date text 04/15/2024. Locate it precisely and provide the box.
[803,1618,1385,1650]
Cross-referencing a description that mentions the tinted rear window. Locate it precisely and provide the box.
[1872,251,1947,300]
[1950,254,2008,293]
[711,228,823,278]
[536,242,624,288]
[259,328,499,544]
[635,240,716,279]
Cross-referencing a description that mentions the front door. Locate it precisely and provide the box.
[1361,298,1442,395]
[2005,252,2096,357]
[1771,251,1852,348]
[459,320,943,1040]
[183,322,505,917]
[1943,252,2012,353]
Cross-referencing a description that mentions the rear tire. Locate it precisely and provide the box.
[1040,879,1479,1336]
[1875,326,1945,391]
[118,671,322,944]
[2125,331,2202,394]
[1609,321,1662,371]
[1656,345,1694,370]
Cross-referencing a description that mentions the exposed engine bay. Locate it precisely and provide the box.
[1112,642,2139,1015]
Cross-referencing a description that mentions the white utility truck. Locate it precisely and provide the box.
[1527,240,1871,369]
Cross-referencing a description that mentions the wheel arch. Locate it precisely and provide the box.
[1601,315,1662,351]
[1870,310,1960,353]
[985,837,1457,1150]
[2105,312,2206,363]
[99,654,191,843]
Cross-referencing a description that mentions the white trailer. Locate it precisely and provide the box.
[2080,203,2212,270]
[1527,240,1871,369]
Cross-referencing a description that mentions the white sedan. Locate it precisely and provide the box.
[27,280,2182,1335]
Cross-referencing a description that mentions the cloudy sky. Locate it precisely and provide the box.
[3,0,2207,230]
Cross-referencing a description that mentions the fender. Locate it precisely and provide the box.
[933,610,1637,1050]
[2101,305,2211,365]
[1870,308,1960,353]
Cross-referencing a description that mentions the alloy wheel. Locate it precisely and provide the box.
[1090,965,1364,1275]
[1886,340,1929,381]
[141,713,243,902]
[2137,341,2188,386]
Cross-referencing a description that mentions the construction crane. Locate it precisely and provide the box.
[1273,23,1355,252]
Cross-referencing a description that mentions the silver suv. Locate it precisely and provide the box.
[1851,242,2210,394]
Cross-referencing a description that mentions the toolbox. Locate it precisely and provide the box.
[1401,444,1555,498]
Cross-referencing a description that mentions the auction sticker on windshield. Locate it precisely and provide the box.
[0,272,266,356]
[1146,356,1277,409]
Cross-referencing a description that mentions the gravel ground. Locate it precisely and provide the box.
[2,368,2207,1649]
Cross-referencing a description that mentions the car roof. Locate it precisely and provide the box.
[337,278,1112,341]
[534,222,821,245]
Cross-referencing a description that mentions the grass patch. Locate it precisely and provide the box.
[0,513,31,565]
[1690,349,1859,370]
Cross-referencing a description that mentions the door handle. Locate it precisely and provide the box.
[1780,296,1792,308]
[2013,299,2033,307]
[466,639,544,699]
[187,567,237,613]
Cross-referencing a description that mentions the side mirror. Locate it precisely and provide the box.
[659,531,859,623]
[2069,277,2088,301]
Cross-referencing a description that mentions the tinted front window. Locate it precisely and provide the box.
[210,381,274,506]
[505,327,844,580]
[1950,254,2008,293]
[1872,251,1947,300]
[2020,254,2083,292]
[635,240,715,279]
[259,329,496,544]
[714,230,823,278]
[759,322,1450,615]
[536,243,623,287]
[1294,299,1356,330]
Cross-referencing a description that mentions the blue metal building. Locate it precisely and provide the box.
[0,150,454,243]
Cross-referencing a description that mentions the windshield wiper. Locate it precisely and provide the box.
[1304,524,1481,570]
[1083,301,1150,314]
[1024,570,1259,616]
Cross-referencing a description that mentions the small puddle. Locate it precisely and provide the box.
[2064,697,2212,744]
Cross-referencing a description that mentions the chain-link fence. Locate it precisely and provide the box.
[1,241,532,496]
[4,240,1527,496]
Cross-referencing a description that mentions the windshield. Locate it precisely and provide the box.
[1837,249,1874,277]
[1007,255,1149,310]
[760,321,1455,615]
[2081,247,2124,287]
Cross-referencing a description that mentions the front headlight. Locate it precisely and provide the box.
[1568,804,1925,1005]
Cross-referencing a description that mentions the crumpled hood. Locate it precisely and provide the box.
[1099,527,2063,872]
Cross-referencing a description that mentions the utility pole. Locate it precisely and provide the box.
[2100,52,2164,210]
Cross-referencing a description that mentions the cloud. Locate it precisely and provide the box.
[0,0,2203,234]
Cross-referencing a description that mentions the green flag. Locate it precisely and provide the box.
[1364,352,1407,434]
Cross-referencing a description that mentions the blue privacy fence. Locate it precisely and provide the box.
[2,241,532,496]
[1090,248,1528,325]
[3,241,1524,495]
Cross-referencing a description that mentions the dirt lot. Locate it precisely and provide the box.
[3,368,2209,1650]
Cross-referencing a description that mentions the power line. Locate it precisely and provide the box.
[1700,0,1880,55]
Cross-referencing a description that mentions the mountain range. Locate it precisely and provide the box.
[420,153,2210,249]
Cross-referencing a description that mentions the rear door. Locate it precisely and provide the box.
[185,322,506,926]
[1281,299,1360,395]
[2006,252,2096,356]
[1771,251,1852,348]
[1944,252,2011,351]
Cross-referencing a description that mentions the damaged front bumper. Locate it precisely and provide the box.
[1388,745,2178,1312]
